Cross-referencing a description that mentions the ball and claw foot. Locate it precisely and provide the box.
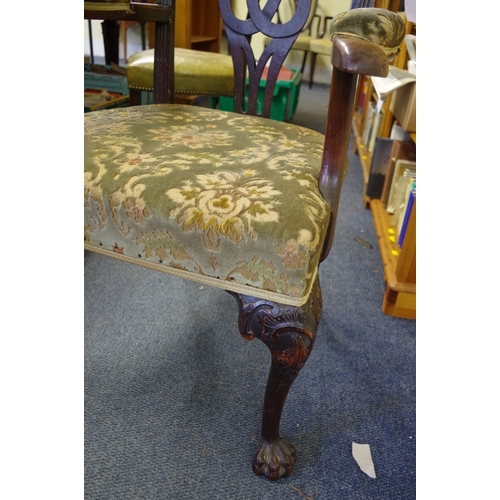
[252,437,297,481]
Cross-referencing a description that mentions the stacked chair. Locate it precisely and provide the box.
[84,0,405,481]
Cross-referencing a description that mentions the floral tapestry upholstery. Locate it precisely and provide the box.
[84,104,330,306]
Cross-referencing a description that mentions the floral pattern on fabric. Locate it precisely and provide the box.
[166,170,280,250]
[84,104,331,305]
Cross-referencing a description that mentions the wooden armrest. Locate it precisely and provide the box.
[331,35,389,78]
[318,8,406,261]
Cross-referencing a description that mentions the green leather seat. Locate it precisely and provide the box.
[127,47,235,96]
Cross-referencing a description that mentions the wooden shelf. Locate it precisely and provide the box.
[175,0,222,53]
[191,35,218,44]
[352,108,416,319]
[370,199,416,319]
[351,7,416,320]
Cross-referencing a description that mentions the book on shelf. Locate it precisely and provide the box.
[380,140,417,206]
[358,78,369,115]
[391,168,416,234]
[365,138,393,199]
[398,189,416,247]
[386,160,416,215]
[367,107,383,153]
[362,102,376,146]
[361,99,384,153]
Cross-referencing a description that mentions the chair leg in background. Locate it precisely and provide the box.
[300,51,308,80]
[229,277,321,480]
[309,52,317,88]
[129,88,142,106]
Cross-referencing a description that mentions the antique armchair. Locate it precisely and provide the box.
[84,0,405,481]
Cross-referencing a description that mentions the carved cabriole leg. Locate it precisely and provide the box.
[228,277,322,481]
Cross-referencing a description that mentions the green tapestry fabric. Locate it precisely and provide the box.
[84,104,330,305]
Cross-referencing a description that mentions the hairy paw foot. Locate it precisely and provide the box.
[252,437,297,481]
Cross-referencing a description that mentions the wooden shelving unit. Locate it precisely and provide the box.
[351,3,416,319]
[175,0,222,53]
[370,199,416,319]
[144,0,223,54]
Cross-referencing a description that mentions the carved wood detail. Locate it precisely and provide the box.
[228,276,321,480]
[218,0,311,118]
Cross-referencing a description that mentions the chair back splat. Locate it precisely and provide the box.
[219,0,311,118]
[85,0,406,482]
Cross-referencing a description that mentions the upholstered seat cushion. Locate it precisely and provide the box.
[84,104,330,306]
[127,48,235,96]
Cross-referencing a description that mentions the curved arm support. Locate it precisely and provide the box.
[318,5,406,260]
[319,35,397,262]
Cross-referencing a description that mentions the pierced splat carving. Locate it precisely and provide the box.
[218,0,311,118]
[228,277,321,480]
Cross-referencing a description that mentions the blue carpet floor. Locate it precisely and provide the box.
[85,82,416,499]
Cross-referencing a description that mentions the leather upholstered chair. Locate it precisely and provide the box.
[84,0,405,481]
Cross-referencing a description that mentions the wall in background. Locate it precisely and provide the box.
[84,0,352,84]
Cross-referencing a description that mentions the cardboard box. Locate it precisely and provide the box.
[389,82,416,133]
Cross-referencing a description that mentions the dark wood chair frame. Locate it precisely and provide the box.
[85,0,393,481]
[85,1,176,104]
